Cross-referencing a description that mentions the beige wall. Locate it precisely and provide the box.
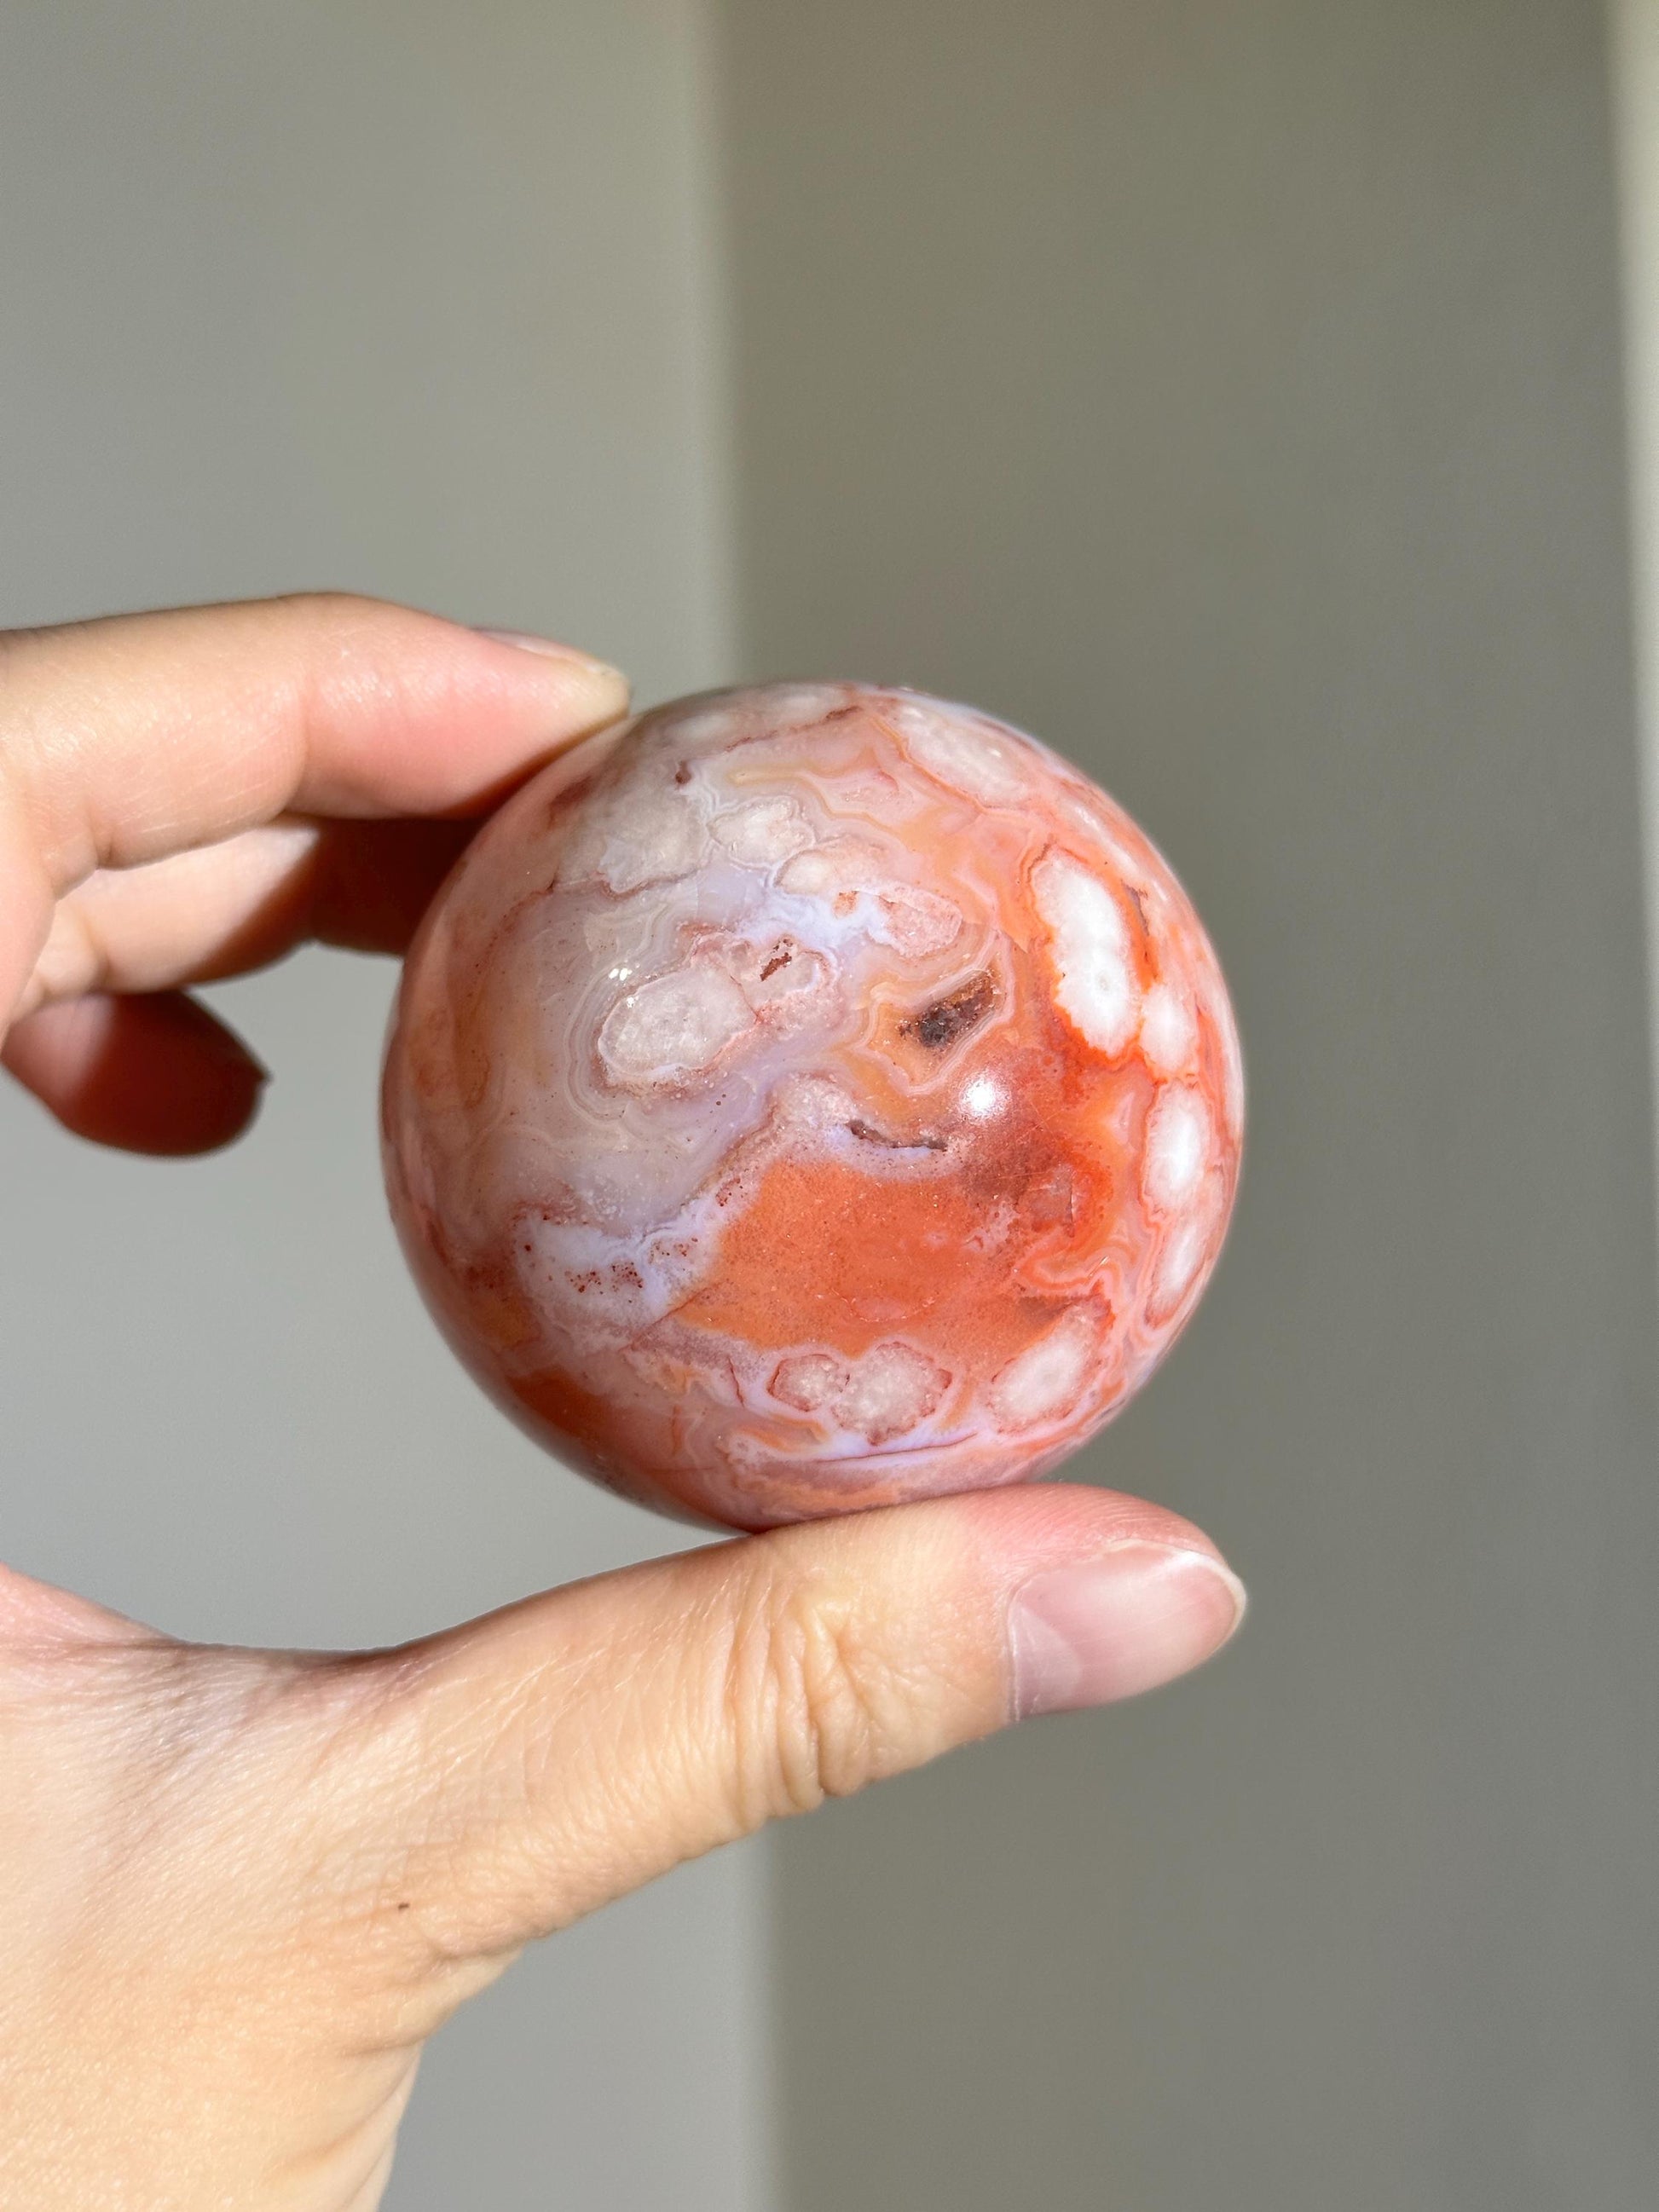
[0,7,764,2209]
[716,2,1659,2205]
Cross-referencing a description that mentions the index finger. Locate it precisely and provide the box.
[0,592,628,1023]
[0,593,628,875]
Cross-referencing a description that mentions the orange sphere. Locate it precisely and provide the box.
[383,684,1242,1528]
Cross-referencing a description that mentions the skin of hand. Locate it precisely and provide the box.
[0,596,1246,2210]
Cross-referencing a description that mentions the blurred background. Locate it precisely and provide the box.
[4,3,1659,2208]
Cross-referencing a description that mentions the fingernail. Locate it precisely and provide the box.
[1008,1545,1246,1718]
[475,628,628,691]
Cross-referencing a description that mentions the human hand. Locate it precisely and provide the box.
[0,596,1246,2209]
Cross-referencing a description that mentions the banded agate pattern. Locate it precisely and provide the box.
[382,684,1242,1528]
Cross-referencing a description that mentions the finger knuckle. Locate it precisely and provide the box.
[279,587,379,629]
[724,1573,888,1824]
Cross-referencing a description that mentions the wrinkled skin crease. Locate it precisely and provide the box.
[383,684,1243,1528]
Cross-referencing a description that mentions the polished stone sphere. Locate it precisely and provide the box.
[382,683,1243,1529]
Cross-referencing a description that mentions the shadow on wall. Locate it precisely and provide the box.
[715,2,1659,2208]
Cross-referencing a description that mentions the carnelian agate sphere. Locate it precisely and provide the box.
[382,684,1242,1529]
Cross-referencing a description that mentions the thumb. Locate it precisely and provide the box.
[348,1485,1244,1994]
